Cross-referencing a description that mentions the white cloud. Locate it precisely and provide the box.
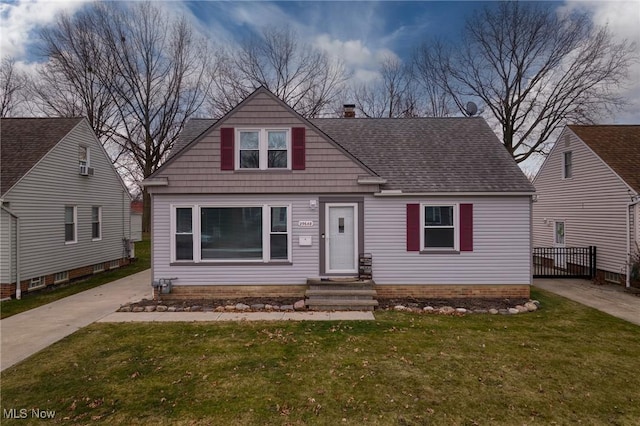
[313,34,401,84]
[0,0,90,59]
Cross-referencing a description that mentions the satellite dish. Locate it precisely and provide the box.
[465,101,478,117]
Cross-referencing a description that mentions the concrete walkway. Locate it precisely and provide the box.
[1,270,152,372]
[99,311,374,323]
[533,278,640,326]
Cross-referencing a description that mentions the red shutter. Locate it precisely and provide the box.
[460,203,473,252]
[220,128,234,170]
[406,204,420,252]
[292,127,305,170]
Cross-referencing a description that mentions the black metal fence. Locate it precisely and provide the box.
[533,246,597,279]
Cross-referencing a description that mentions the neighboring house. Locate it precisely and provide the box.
[1,118,133,299]
[143,87,535,302]
[532,125,640,286]
[130,200,143,242]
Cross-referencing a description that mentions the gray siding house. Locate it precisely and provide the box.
[532,125,640,287]
[1,118,133,299]
[144,87,535,301]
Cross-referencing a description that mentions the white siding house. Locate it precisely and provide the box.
[0,118,133,299]
[532,125,640,286]
[144,87,535,302]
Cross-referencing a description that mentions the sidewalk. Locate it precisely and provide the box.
[1,270,152,371]
[533,278,640,326]
[99,311,374,323]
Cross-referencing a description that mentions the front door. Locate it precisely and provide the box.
[554,221,566,269]
[326,204,358,274]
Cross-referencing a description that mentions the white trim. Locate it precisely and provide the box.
[374,191,535,197]
[420,203,459,251]
[357,176,387,184]
[325,203,359,274]
[141,177,169,187]
[235,127,291,170]
[54,271,69,283]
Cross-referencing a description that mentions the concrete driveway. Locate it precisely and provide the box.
[1,269,151,372]
[533,278,640,326]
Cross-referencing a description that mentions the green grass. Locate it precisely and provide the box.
[0,239,150,319]
[1,288,639,425]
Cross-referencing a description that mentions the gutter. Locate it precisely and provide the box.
[374,191,536,197]
[626,196,640,288]
[1,204,20,299]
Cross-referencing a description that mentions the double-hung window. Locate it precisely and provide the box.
[563,151,572,179]
[65,206,77,244]
[172,204,290,263]
[422,204,458,250]
[78,146,89,167]
[175,207,194,260]
[91,206,102,240]
[237,129,290,170]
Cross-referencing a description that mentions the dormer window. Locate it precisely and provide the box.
[236,129,290,170]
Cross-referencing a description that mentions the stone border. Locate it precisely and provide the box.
[118,299,541,315]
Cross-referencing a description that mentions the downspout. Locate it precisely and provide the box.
[626,196,640,288]
[2,205,20,300]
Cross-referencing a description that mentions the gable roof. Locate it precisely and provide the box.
[170,118,217,160]
[310,118,534,193]
[568,125,640,193]
[159,86,534,194]
[1,117,84,196]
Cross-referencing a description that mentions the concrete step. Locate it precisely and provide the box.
[306,289,378,297]
[307,278,375,286]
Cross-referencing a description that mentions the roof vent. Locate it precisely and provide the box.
[465,102,478,116]
[343,104,356,118]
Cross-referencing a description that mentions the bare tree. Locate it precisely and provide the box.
[416,2,637,163]
[36,1,212,231]
[210,25,348,118]
[0,57,28,117]
[352,55,417,118]
[33,7,122,159]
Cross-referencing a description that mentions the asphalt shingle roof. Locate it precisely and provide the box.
[568,125,640,194]
[310,117,534,193]
[1,117,83,196]
[169,118,216,160]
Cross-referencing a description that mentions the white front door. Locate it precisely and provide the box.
[326,204,358,274]
[554,221,566,269]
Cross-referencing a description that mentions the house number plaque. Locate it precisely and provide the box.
[298,220,314,227]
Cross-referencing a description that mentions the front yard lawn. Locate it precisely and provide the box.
[1,288,639,425]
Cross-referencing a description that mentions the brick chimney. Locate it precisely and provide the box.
[343,104,355,118]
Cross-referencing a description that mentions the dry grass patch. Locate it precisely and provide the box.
[1,289,639,425]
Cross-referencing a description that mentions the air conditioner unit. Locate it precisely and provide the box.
[79,165,94,176]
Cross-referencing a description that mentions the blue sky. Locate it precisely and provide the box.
[1,0,639,127]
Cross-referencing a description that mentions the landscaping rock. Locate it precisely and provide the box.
[224,305,235,311]
[524,302,538,312]
[489,309,499,315]
[119,306,132,312]
[455,308,468,314]
[281,305,294,311]
[156,305,168,312]
[251,304,265,310]
[423,306,435,312]
[144,306,156,312]
[508,308,520,314]
[293,300,306,310]
[394,305,407,311]
[515,305,528,313]
[439,306,455,314]
[532,300,541,307]
[167,307,176,312]
[191,306,202,312]
[264,304,273,310]
[235,303,250,311]
[215,306,225,312]
[132,307,145,312]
